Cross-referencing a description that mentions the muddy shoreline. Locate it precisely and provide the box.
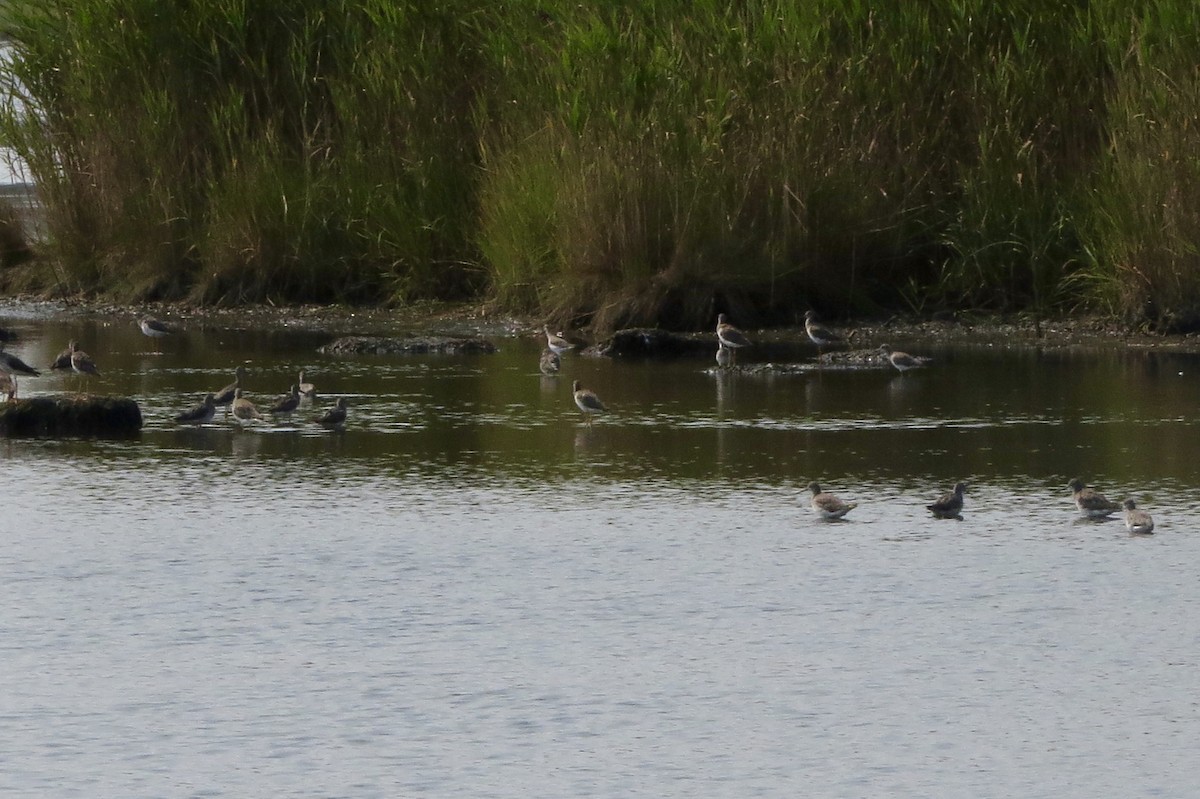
[4,296,1200,354]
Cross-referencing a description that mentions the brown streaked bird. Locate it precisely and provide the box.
[544,325,573,356]
[269,384,301,417]
[212,366,248,415]
[572,379,606,426]
[927,481,967,519]
[315,397,348,427]
[1067,477,1121,519]
[139,316,172,352]
[70,341,100,390]
[807,481,858,520]
[539,348,561,376]
[297,370,316,400]
[804,310,845,357]
[0,370,16,401]
[715,314,751,365]
[1122,498,1155,535]
[878,344,932,372]
[231,387,263,423]
[50,340,75,371]
[174,393,216,425]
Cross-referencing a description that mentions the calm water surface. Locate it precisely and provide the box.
[2,306,1198,798]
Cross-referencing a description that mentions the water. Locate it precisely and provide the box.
[2,306,1199,797]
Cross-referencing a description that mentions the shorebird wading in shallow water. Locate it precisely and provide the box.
[1068,477,1121,519]
[539,348,561,376]
[927,482,967,519]
[212,366,247,416]
[269,384,301,417]
[878,344,931,372]
[50,340,75,371]
[715,314,751,365]
[808,481,857,520]
[0,344,39,376]
[572,380,606,426]
[804,310,845,359]
[544,325,573,356]
[1122,498,1154,534]
[315,397,348,427]
[70,341,100,391]
[175,393,217,425]
[139,316,172,352]
[231,388,263,423]
[297,370,316,400]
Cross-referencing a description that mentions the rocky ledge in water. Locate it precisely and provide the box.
[704,347,893,375]
[318,335,498,356]
[0,395,142,437]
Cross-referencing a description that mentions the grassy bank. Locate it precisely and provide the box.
[1,1,1199,330]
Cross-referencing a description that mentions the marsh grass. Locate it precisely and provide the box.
[2,0,1200,327]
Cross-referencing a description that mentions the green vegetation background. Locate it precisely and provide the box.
[2,1,1199,330]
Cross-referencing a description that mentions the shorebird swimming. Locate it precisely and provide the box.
[1067,477,1121,519]
[297,370,316,400]
[315,397,348,427]
[807,481,858,520]
[927,481,967,519]
[139,316,172,352]
[1122,498,1155,535]
[715,343,734,369]
[878,344,932,372]
[174,393,217,425]
[231,387,263,423]
[269,384,301,417]
[715,314,751,364]
[539,348,561,376]
[0,344,39,376]
[212,366,248,416]
[804,310,845,358]
[572,379,606,426]
[544,325,573,356]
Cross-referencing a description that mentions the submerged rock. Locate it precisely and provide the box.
[590,328,712,358]
[0,395,142,437]
[319,335,497,356]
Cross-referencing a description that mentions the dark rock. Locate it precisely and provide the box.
[319,335,497,356]
[590,328,711,358]
[0,396,142,437]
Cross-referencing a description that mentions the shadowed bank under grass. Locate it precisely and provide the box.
[2,1,1200,330]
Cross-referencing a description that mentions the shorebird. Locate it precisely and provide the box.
[138,316,172,351]
[804,310,845,359]
[231,387,263,423]
[808,481,857,520]
[50,341,74,371]
[715,343,733,369]
[878,344,931,372]
[70,341,100,391]
[715,314,751,364]
[927,482,967,519]
[572,379,606,426]
[0,370,16,401]
[269,384,301,417]
[212,366,247,415]
[174,393,217,425]
[0,344,39,376]
[1122,499,1155,535]
[315,397,348,427]
[544,325,573,356]
[539,348,561,376]
[1067,477,1121,519]
[297,370,316,400]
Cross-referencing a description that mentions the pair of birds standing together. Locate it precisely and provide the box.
[175,365,347,427]
[540,325,608,426]
[807,481,968,521]
[717,311,930,371]
[1069,477,1155,534]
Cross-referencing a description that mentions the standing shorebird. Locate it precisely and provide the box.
[1122,499,1155,535]
[878,344,932,372]
[0,344,39,376]
[70,341,100,391]
[539,348,561,376]
[231,388,263,423]
[927,482,968,519]
[1067,477,1121,519]
[212,366,248,416]
[297,370,316,400]
[715,314,751,365]
[138,316,172,352]
[269,384,301,417]
[804,310,845,360]
[174,393,217,425]
[715,343,734,369]
[544,325,574,356]
[0,370,16,401]
[807,481,858,520]
[315,397,348,427]
[50,341,75,371]
[572,379,606,426]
